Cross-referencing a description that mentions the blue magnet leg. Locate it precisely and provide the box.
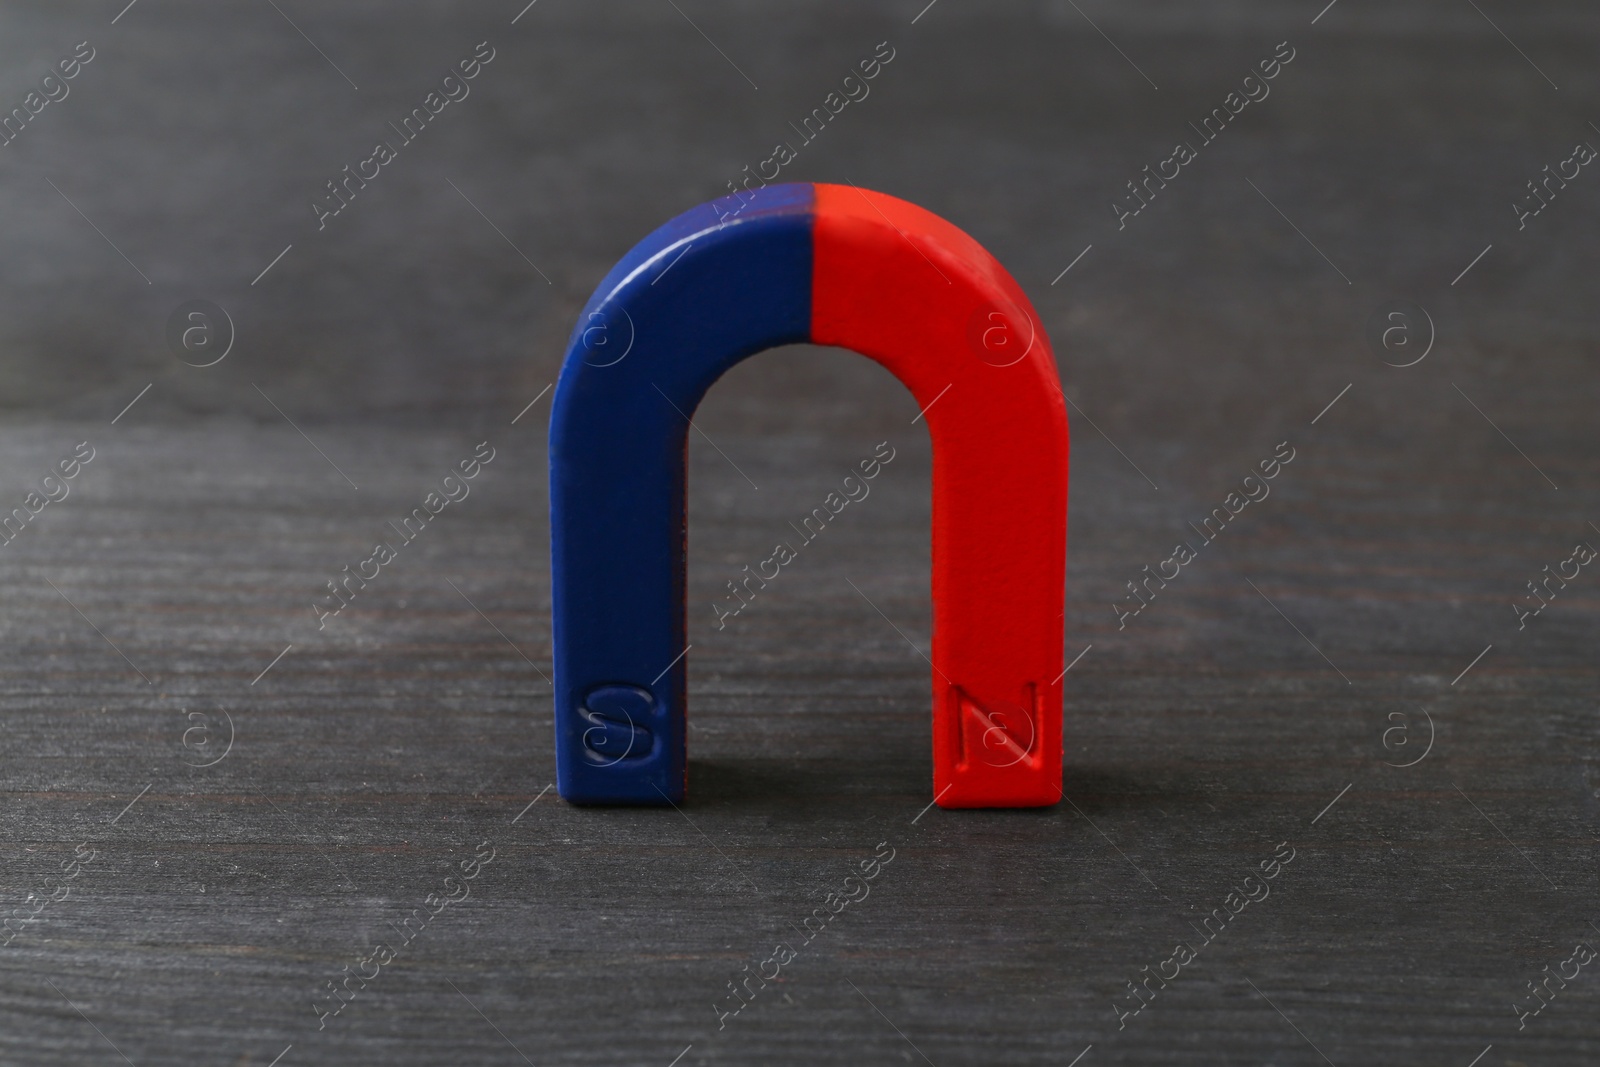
[549,184,815,803]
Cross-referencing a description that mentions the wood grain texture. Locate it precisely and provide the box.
[0,2,1597,1064]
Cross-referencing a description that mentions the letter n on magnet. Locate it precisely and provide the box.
[950,683,1040,773]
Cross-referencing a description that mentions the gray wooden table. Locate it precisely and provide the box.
[0,2,1595,1064]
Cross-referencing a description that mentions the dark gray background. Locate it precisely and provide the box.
[0,1,1596,1064]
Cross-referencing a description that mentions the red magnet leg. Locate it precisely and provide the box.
[810,183,1069,808]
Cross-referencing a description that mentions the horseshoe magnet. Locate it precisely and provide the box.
[550,182,1069,808]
